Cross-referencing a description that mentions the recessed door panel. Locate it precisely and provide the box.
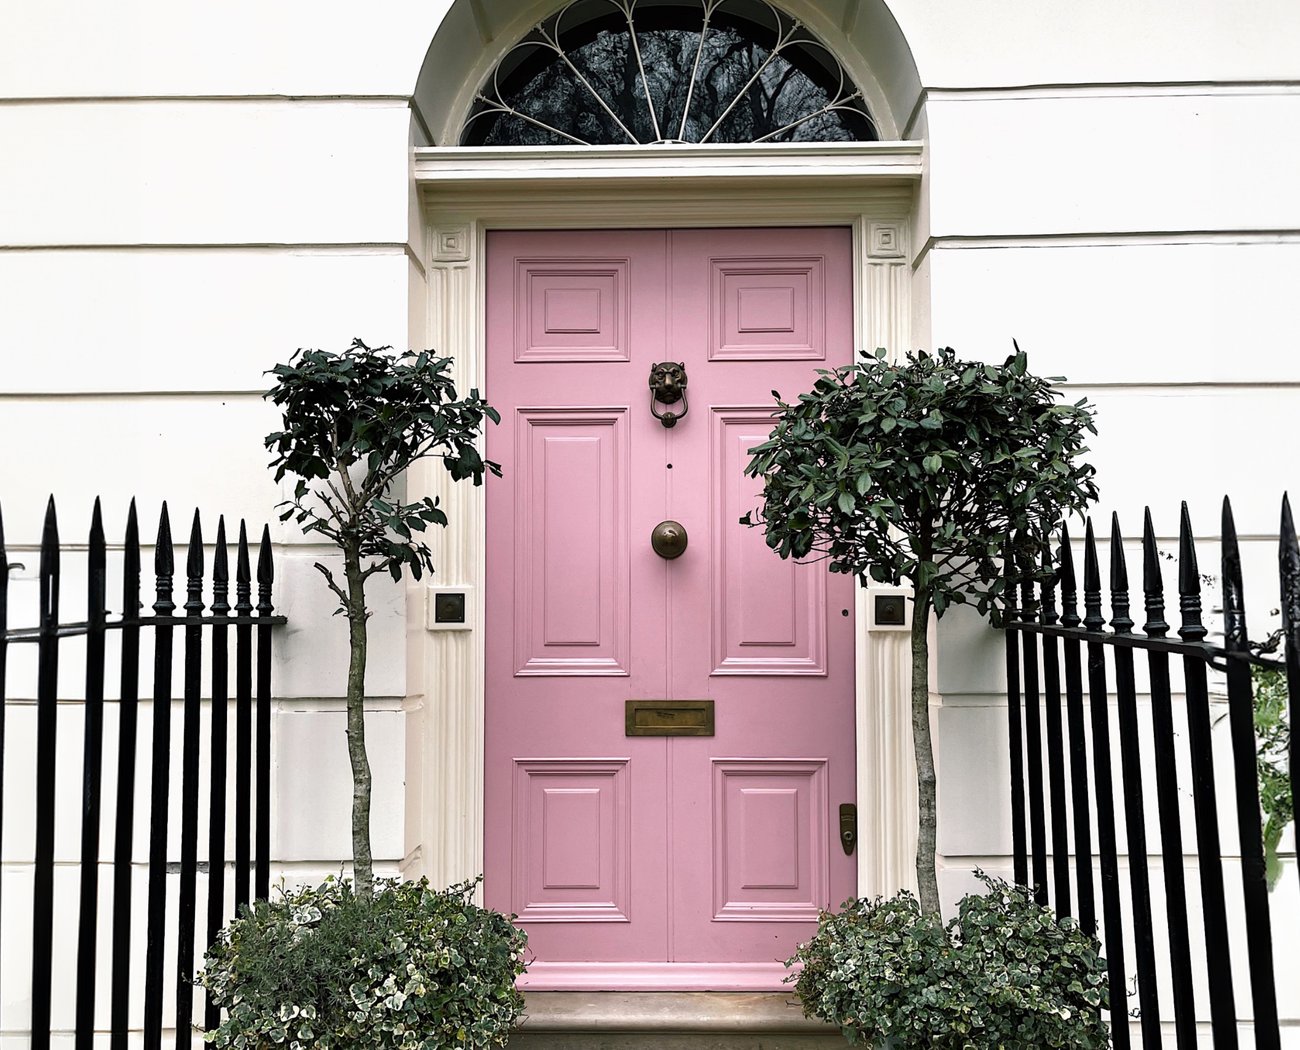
[515,256,631,362]
[710,408,827,675]
[513,759,631,922]
[709,255,827,360]
[712,760,829,922]
[514,408,629,676]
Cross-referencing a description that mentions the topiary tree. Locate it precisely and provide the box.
[741,346,1097,915]
[265,339,500,897]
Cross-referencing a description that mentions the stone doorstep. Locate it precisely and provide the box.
[507,992,846,1050]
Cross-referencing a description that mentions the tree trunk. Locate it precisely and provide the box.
[911,589,941,915]
[344,543,374,897]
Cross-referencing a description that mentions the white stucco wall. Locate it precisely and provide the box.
[1,0,1297,1044]
[901,7,1300,1043]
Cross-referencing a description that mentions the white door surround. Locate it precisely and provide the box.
[405,142,924,907]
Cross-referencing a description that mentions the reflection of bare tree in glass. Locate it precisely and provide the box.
[463,0,875,146]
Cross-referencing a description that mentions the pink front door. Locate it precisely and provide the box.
[484,228,856,989]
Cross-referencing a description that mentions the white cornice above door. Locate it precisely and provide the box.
[415,142,922,187]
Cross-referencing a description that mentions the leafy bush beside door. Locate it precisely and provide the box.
[788,872,1110,1049]
[201,876,527,1050]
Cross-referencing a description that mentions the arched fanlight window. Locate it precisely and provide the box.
[462,0,877,145]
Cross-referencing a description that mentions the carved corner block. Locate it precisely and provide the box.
[867,221,905,261]
[432,224,471,263]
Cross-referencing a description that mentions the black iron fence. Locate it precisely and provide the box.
[1001,496,1298,1049]
[0,496,285,1049]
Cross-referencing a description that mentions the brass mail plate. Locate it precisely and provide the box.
[625,699,714,737]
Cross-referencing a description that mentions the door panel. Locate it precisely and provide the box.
[710,760,829,922]
[512,759,632,922]
[709,409,826,675]
[485,227,855,986]
[513,408,630,675]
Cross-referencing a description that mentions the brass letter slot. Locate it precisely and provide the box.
[625,699,714,737]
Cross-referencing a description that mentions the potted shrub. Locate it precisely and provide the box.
[789,872,1110,1049]
[200,340,523,1043]
[201,876,527,1049]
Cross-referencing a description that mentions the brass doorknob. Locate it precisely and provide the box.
[651,520,688,559]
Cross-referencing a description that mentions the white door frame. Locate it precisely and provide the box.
[405,142,924,906]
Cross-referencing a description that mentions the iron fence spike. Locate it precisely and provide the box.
[1059,521,1080,628]
[153,503,174,615]
[1221,497,1246,651]
[256,526,274,615]
[1083,517,1105,631]
[1110,513,1133,634]
[1142,507,1168,638]
[185,510,204,616]
[1177,501,1206,642]
[212,517,230,616]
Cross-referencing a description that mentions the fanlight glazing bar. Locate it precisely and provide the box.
[461,0,878,147]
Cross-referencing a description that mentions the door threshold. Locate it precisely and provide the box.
[519,962,794,991]
[516,990,835,1034]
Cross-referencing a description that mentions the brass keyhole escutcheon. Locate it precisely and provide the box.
[651,520,688,559]
[839,803,857,855]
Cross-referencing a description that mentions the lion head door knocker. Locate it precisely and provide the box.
[648,361,689,428]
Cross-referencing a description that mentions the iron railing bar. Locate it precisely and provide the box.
[1038,544,1072,915]
[1220,498,1280,1049]
[136,614,287,627]
[3,613,286,642]
[1182,650,1237,1040]
[205,518,231,1033]
[1004,542,1028,888]
[1058,524,1095,934]
[1108,518,1163,1049]
[234,522,253,911]
[142,503,175,1050]
[1005,622,1283,667]
[31,497,61,1050]
[1017,543,1049,905]
[1082,519,1131,1050]
[110,500,142,1050]
[74,500,108,1050]
[174,511,204,1047]
[1140,509,1196,1048]
[254,525,274,900]
[1279,494,1300,899]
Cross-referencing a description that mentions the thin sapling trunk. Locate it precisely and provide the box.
[911,587,940,915]
[344,541,374,897]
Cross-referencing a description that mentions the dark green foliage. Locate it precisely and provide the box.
[200,877,528,1050]
[741,346,1098,617]
[263,339,501,895]
[265,339,500,592]
[789,873,1110,1049]
[1253,665,1293,888]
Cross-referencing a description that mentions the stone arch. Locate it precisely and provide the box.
[413,0,922,144]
